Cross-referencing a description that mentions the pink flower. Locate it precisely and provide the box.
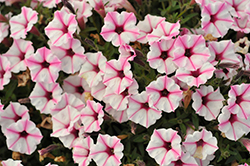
[3,39,34,73]
[9,6,38,39]
[201,2,233,38]
[118,44,136,61]
[80,100,104,133]
[1,159,23,166]
[0,22,9,43]
[218,106,250,141]
[5,119,43,154]
[147,39,177,74]
[103,58,133,94]
[146,128,182,165]
[214,68,237,85]
[240,138,250,152]
[50,38,85,74]
[175,62,215,87]
[168,152,199,166]
[227,83,250,119]
[105,104,128,123]
[231,12,250,33]
[39,0,61,8]
[45,8,77,46]
[224,0,249,18]
[87,0,106,17]
[100,11,140,47]
[127,91,162,128]
[29,82,62,114]
[90,81,107,102]
[146,75,183,112]
[172,34,211,71]
[147,20,180,45]
[183,128,218,160]
[0,56,11,90]
[192,85,224,121]
[73,136,94,166]
[26,47,61,83]
[90,134,124,166]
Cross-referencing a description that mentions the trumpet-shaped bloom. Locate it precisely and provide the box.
[100,11,140,47]
[103,58,133,94]
[218,106,250,141]
[192,85,224,121]
[9,6,38,39]
[3,39,34,73]
[118,44,136,61]
[146,128,182,165]
[227,83,250,119]
[29,82,62,114]
[136,14,165,43]
[0,56,11,90]
[50,38,85,74]
[79,51,107,87]
[224,0,249,18]
[240,138,250,152]
[105,104,128,123]
[235,37,250,55]
[1,159,23,166]
[127,91,162,128]
[147,39,177,74]
[90,81,107,102]
[201,2,233,38]
[26,47,61,83]
[172,35,211,71]
[90,134,124,166]
[45,8,77,46]
[0,22,9,43]
[39,0,61,8]
[183,128,218,160]
[231,12,250,33]
[146,75,183,112]
[175,62,215,87]
[80,100,104,133]
[5,119,43,154]
[147,21,180,45]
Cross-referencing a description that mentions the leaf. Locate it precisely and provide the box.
[181,13,199,24]
[133,134,145,143]
[138,143,145,157]
[192,113,199,130]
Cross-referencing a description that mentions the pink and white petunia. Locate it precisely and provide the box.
[105,104,129,123]
[214,68,237,85]
[50,38,85,74]
[79,51,107,87]
[90,81,107,102]
[231,12,250,33]
[183,128,218,160]
[218,106,250,141]
[90,134,124,166]
[147,39,177,74]
[136,14,165,43]
[147,20,180,45]
[80,100,104,133]
[0,102,30,133]
[87,0,106,17]
[227,83,250,119]
[201,2,234,38]
[0,56,11,90]
[172,34,211,71]
[118,44,136,61]
[175,62,215,87]
[29,82,62,114]
[26,47,61,83]
[146,128,182,165]
[73,136,94,166]
[0,22,9,43]
[9,6,38,39]
[3,39,34,73]
[45,8,78,46]
[240,138,250,152]
[127,91,162,128]
[168,151,199,166]
[224,0,249,18]
[103,58,133,94]
[1,159,23,166]
[146,75,183,112]
[234,37,250,55]
[192,85,224,121]
[100,11,140,47]
[39,0,61,8]
[5,119,43,154]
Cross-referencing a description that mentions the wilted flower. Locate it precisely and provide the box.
[234,37,250,55]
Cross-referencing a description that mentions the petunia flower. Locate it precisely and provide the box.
[0,22,9,43]
[234,37,250,55]
[147,39,177,74]
[39,0,61,8]
[183,128,218,160]
[146,128,182,165]
[214,68,237,85]
[87,0,106,17]
[201,2,233,38]
[5,119,43,154]
[175,62,215,87]
[90,81,107,102]
[73,136,94,166]
[26,47,61,83]
[90,134,124,166]
[1,159,23,166]
[9,6,38,39]
[168,151,199,166]
[45,8,78,46]
[100,11,140,47]
[105,103,128,123]
[192,85,224,121]
[231,12,250,33]
[3,39,34,73]
[240,138,250,152]
[118,44,136,61]
[127,91,162,128]
[0,56,11,90]
[29,82,62,114]
[218,106,250,141]
[136,14,165,43]
[172,34,211,71]
[50,38,85,74]
[80,100,104,133]
[147,20,180,45]
[146,75,183,112]
[224,0,249,18]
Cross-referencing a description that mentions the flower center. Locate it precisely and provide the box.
[160,51,169,60]
[106,147,115,156]
[142,102,149,110]
[41,61,50,68]
[202,94,209,105]
[222,68,229,74]
[115,26,124,35]
[210,14,217,23]
[215,53,223,61]
[71,127,79,138]
[76,86,84,94]
[13,115,22,122]
[184,49,192,58]
[191,69,201,78]
[66,48,75,57]
[45,91,53,100]
[175,159,183,166]
[0,70,5,78]
[20,131,29,138]
[235,95,243,104]
[161,89,170,97]
[163,141,172,151]
[196,139,204,147]
[117,70,125,78]
[229,114,238,124]
[121,89,129,97]
[20,52,26,60]
[240,42,246,48]
[62,24,69,34]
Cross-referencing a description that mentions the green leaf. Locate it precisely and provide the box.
[138,143,145,157]
[181,13,199,24]
[133,134,145,143]
[192,113,199,130]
